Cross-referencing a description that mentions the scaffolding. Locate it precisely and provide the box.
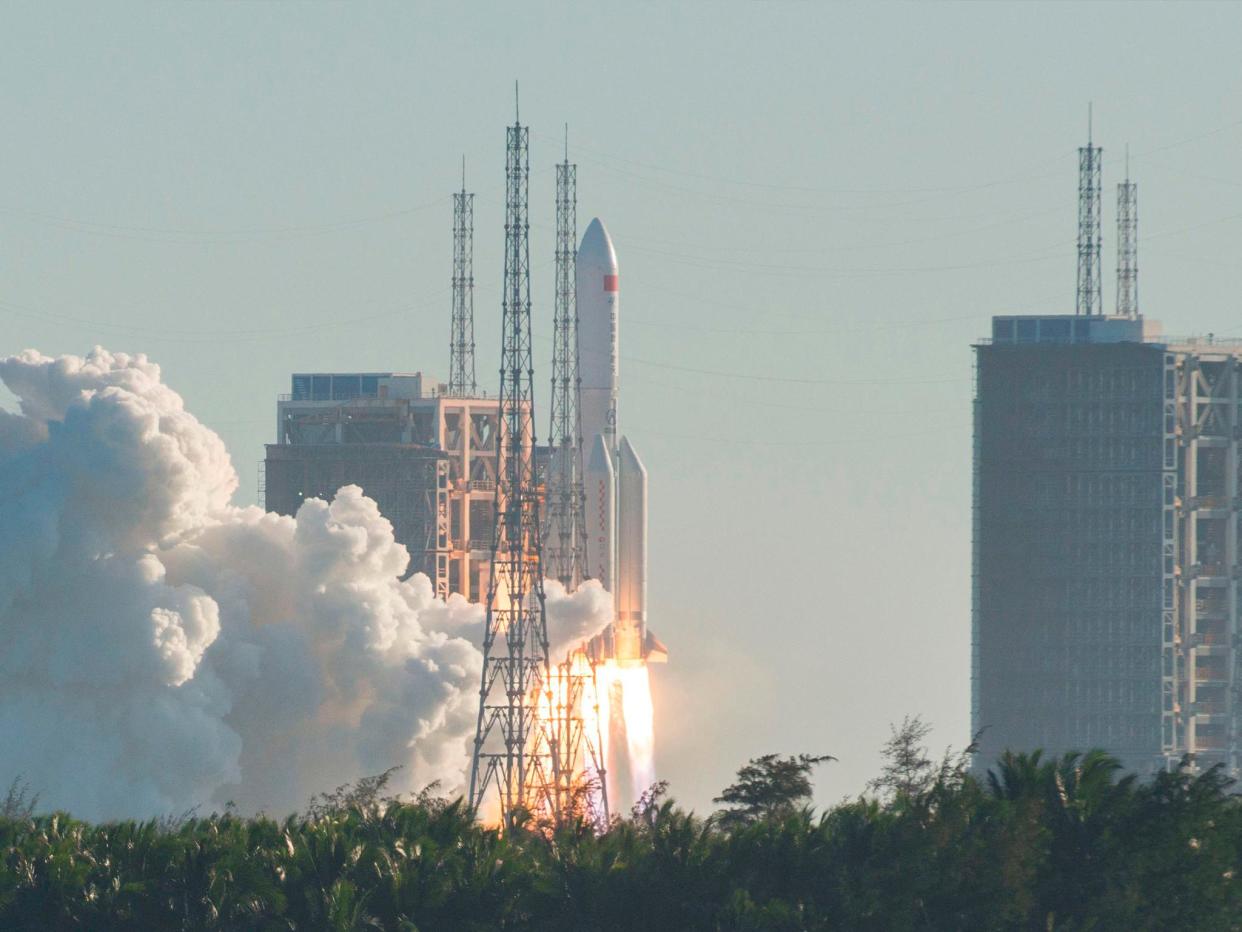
[1172,351,1241,773]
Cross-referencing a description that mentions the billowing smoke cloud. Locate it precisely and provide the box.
[545,578,613,660]
[0,348,610,821]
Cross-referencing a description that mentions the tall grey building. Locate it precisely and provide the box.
[974,315,1241,777]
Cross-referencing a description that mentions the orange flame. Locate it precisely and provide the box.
[595,661,656,812]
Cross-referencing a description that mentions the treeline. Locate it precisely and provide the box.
[2,737,1241,929]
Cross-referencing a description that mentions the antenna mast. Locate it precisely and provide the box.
[449,158,476,396]
[1076,105,1103,316]
[469,92,559,823]
[1116,147,1138,319]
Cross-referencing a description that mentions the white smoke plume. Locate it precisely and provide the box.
[0,348,610,821]
[544,577,613,660]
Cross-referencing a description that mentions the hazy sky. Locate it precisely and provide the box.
[4,1,1242,813]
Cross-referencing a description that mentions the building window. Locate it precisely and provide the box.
[332,375,361,400]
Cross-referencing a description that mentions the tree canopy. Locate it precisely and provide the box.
[2,747,1240,930]
[712,753,835,830]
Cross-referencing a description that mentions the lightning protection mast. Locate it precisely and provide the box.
[1076,106,1103,316]
[469,89,559,825]
[449,159,477,396]
[545,128,609,826]
[546,128,589,589]
[1116,148,1138,319]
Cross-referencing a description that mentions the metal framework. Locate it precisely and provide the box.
[1161,352,1178,765]
[449,159,477,397]
[549,654,610,827]
[545,130,590,589]
[1076,112,1103,316]
[469,98,559,822]
[1172,349,1242,775]
[1116,153,1138,319]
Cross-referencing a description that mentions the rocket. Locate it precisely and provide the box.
[577,218,668,668]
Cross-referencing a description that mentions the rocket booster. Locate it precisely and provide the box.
[578,218,667,668]
[577,218,618,452]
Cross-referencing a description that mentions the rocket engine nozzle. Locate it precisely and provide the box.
[586,623,668,668]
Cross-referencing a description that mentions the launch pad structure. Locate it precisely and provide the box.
[467,100,614,827]
[545,130,590,592]
[268,96,657,826]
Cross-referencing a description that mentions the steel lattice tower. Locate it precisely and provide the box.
[542,134,608,825]
[1076,109,1103,316]
[468,95,559,823]
[1116,149,1138,319]
[545,130,590,589]
[549,652,610,827]
[448,160,477,396]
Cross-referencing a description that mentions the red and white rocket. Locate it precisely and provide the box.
[578,218,668,668]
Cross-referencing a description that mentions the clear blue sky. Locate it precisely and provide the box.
[3,1,1241,812]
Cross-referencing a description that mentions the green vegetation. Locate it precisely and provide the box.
[3,736,1241,930]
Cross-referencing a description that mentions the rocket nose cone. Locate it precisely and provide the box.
[578,218,617,271]
[618,435,646,474]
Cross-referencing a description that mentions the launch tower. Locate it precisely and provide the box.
[468,99,558,822]
[545,129,589,589]
[449,160,477,397]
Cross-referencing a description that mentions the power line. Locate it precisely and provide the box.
[616,351,967,386]
[0,196,456,242]
[0,289,456,343]
[635,420,972,448]
[618,239,1072,277]
[536,127,1075,199]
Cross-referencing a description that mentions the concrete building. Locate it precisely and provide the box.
[974,315,1242,777]
[263,372,500,601]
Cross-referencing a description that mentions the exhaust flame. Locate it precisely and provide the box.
[532,645,658,824]
[595,661,656,811]
[536,648,610,826]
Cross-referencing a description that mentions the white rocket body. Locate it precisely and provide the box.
[578,218,667,668]
[585,434,615,591]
